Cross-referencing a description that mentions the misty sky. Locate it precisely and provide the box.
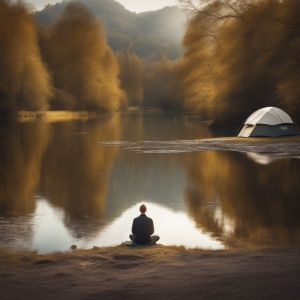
[29,0,178,12]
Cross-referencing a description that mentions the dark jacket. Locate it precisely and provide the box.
[132,214,154,244]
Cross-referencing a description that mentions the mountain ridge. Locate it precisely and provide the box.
[35,0,186,59]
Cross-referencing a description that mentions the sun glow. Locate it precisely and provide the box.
[116,0,178,13]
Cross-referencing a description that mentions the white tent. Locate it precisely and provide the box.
[237,107,299,137]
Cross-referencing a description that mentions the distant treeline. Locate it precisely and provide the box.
[117,52,183,110]
[1,0,300,126]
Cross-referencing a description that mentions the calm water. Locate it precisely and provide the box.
[1,112,300,253]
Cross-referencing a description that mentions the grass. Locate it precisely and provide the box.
[0,244,222,265]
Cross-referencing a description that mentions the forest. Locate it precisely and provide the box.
[1,0,300,126]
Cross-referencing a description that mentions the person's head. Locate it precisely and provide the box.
[139,204,147,214]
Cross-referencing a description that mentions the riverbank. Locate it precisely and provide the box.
[1,245,300,299]
[0,111,100,121]
[0,109,157,121]
[106,135,300,156]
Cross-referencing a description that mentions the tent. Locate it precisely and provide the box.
[237,107,299,137]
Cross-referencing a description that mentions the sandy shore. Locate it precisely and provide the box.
[198,136,300,154]
[1,245,300,299]
[102,135,300,155]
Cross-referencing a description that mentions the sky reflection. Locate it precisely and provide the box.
[85,203,225,250]
[30,200,224,253]
[1,114,300,252]
[32,199,72,253]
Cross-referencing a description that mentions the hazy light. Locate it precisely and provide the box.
[115,0,178,13]
[27,0,178,12]
[27,0,56,10]
[87,202,225,249]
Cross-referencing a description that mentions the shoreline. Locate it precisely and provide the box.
[1,245,300,299]
[0,109,162,121]
[102,135,300,155]
[1,243,298,262]
[0,111,102,121]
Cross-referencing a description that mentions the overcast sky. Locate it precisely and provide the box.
[29,0,179,12]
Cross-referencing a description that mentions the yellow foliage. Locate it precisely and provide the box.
[179,0,300,125]
[41,1,122,112]
[117,51,144,106]
[0,0,52,113]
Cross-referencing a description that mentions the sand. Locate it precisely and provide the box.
[101,136,300,155]
[1,245,300,299]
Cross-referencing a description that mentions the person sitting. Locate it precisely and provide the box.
[129,204,160,245]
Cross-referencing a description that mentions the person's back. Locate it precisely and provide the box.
[132,214,154,244]
[129,204,160,245]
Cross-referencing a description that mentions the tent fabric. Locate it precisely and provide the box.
[250,124,299,137]
[238,125,255,137]
[238,107,299,137]
[244,107,293,125]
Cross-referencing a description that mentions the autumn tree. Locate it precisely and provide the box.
[179,0,300,125]
[0,0,51,114]
[41,1,122,112]
[117,51,144,107]
[143,58,184,110]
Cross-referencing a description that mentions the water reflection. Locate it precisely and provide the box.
[40,115,120,238]
[32,199,71,253]
[246,152,300,165]
[246,152,281,165]
[85,203,224,250]
[1,113,300,252]
[0,213,34,251]
[0,120,50,215]
[185,151,300,247]
[29,200,224,253]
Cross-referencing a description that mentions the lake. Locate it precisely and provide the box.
[1,112,300,253]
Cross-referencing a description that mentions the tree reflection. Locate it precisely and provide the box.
[40,115,120,237]
[0,120,50,215]
[185,151,300,248]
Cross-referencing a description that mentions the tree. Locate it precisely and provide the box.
[0,0,51,114]
[117,51,144,106]
[178,0,300,125]
[41,1,122,112]
[143,58,184,110]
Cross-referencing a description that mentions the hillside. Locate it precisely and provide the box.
[35,0,186,59]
